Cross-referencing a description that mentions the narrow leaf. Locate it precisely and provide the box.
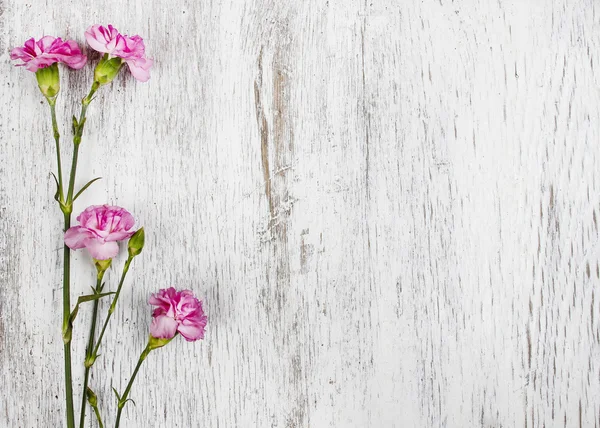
[112,387,121,402]
[50,172,60,201]
[73,177,102,201]
[69,292,115,324]
[76,291,115,304]
[124,398,136,407]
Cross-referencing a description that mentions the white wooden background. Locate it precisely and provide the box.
[1,0,599,427]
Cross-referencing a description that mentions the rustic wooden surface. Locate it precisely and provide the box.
[1,1,600,427]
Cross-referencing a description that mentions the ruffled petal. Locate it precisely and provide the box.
[125,57,153,82]
[85,25,110,53]
[85,239,119,260]
[150,315,178,339]
[105,230,135,242]
[61,52,87,69]
[64,226,95,249]
[177,319,207,341]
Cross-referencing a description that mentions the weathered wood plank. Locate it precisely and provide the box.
[1,0,599,427]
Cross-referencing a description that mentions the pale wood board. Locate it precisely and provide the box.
[1,0,599,427]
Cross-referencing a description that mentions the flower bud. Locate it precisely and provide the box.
[94,53,123,85]
[35,63,60,99]
[128,227,145,257]
[86,387,98,407]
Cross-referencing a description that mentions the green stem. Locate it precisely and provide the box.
[91,257,133,361]
[115,345,151,428]
[66,81,100,205]
[91,403,104,428]
[65,144,81,205]
[78,271,105,428]
[48,99,64,201]
[63,213,75,428]
[60,81,100,428]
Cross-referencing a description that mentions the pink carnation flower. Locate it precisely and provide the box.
[85,24,153,82]
[149,288,207,341]
[64,205,136,260]
[10,36,87,72]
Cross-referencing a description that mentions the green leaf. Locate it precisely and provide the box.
[123,398,136,407]
[73,177,102,201]
[50,172,60,202]
[69,292,115,325]
[112,387,121,402]
[72,115,78,133]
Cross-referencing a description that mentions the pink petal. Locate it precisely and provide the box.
[85,25,110,53]
[64,227,94,249]
[85,239,119,260]
[38,36,57,51]
[150,315,178,339]
[125,57,153,82]
[177,321,206,341]
[105,230,135,242]
[61,53,87,69]
[24,57,53,72]
[10,46,29,62]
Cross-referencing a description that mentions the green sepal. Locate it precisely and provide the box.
[35,63,60,99]
[94,54,124,85]
[148,334,175,350]
[93,258,112,274]
[128,227,145,257]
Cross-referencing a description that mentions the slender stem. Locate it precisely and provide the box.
[66,81,100,204]
[78,271,105,428]
[91,403,104,428]
[60,81,100,428]
[48,99,64,201]
[63,213,75,428]
[115,345,151,428]
[91,257,133,360]
[65,144,81,204]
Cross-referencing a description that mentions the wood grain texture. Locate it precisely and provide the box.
[1,0,600,427]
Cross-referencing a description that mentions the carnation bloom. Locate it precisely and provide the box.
[10,36,87,72]
[85,24,153,82]
[64,205,136,260]
[149,288,207,341]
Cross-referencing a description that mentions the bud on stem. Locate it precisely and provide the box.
[35,63,60,100]
[128,228,145,257]
[94,53,123,85]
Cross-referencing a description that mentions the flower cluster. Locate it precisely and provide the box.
[11,24,153,86]
[65,206,207,342]
[11,24,206,428]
